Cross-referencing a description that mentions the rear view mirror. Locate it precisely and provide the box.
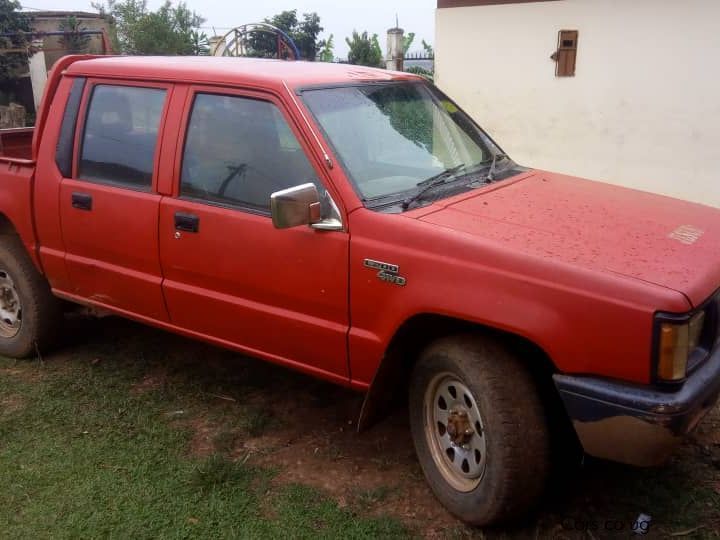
[270,183,321,229]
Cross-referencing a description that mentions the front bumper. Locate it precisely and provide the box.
[553,345,720,466]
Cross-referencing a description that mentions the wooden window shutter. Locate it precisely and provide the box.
[555,30,578,77]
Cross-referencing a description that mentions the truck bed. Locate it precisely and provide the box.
[0,127,38,267]
[0,128,34,161]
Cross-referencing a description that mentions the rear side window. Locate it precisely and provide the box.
[79,85,166,189]
[55,77,85,178]
[180,93,318,212]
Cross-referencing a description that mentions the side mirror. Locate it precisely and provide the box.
[270,183,322,229]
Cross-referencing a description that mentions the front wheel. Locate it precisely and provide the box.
[409,335,550,526]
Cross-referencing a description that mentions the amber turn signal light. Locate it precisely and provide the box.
[657,322,689,381]
[657,312,705,382]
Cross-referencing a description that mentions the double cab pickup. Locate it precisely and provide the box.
[0,55,719,525]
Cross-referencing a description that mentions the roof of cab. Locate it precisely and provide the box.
[66,56,420,90]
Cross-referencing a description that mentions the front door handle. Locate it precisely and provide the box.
[174,212,199,233]
[71,192,92,211]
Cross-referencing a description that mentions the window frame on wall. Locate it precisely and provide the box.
[174,86,328,217]
[72,79,172,193]
[555,29,579,77]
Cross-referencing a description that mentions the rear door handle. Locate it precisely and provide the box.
[71,192,92,211]
[174,212,199,233]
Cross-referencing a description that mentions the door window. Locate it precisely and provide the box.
[78,85,166,189]
[180,93,318,212]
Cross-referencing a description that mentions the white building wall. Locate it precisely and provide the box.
[435,0,720,207]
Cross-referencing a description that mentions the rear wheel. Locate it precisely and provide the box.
[409,335,550,526]
[0,268,22,339]
[0,235,61,358]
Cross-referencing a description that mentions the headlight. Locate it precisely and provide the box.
[655,295,717,383]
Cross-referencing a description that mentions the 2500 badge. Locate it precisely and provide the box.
[363,259,407,287]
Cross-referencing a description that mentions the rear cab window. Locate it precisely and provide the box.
[78,84,167,190]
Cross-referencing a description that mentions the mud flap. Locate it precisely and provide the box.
[356,354,405,432]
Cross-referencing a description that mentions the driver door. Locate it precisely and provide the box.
[158,86,350,382]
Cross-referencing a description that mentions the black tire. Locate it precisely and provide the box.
[409,334,550,526]
[0,234,61,358]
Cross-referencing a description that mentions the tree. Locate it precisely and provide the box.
[404,39,434,80]
[91,0,205,55]
[294,12,322,61]
[189,29,209,56]
[422,39,434,57]
[402,32,415,54]
[267,9,297,36]
[249,10,324,60]
[345,31,384,68]
[245,11,295,59]
[317,34,334,63]
[58,16,91,54]
[0,0,33,82]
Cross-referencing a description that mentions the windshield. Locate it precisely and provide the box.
[302,82,505,205]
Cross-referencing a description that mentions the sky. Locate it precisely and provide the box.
[19,0,437,58]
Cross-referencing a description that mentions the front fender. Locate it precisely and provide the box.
[347,208,686,391]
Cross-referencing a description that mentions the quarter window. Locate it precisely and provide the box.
[79,85,166,189]
[181,93,318,212]
[56,77,86,178]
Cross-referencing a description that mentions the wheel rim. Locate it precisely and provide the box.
[424,372,487,492]
[0,269,21,338]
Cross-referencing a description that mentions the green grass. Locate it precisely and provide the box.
[0,353,407,539]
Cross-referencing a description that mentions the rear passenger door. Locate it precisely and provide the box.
[158,87,350,381]
[59,80,171,321]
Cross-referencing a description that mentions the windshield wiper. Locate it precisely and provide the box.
[401,164,466,210]
[484,152,508,183]
[466,152,510,189]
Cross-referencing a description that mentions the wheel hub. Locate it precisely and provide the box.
[424,373,488,492]
[446,408,474,446]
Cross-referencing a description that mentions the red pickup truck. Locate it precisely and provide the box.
[1,55,719,525]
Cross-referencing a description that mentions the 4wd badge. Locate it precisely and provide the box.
[363,259,407,287]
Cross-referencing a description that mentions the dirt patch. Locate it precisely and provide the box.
[0,368,24,376]
[130,369,169,395]
[0,394,25,415]
[186,416,218,458]
[177,358,720,538]
[0,365,47,384]
[256,427,459,536]
[177,371,465,536]
[694,405,720,447]
[152,347,461,535]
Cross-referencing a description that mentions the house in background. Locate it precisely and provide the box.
[31,11,112,69]
[27,11,113,111]
[435,0,720,207]
[0,10,112,123]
